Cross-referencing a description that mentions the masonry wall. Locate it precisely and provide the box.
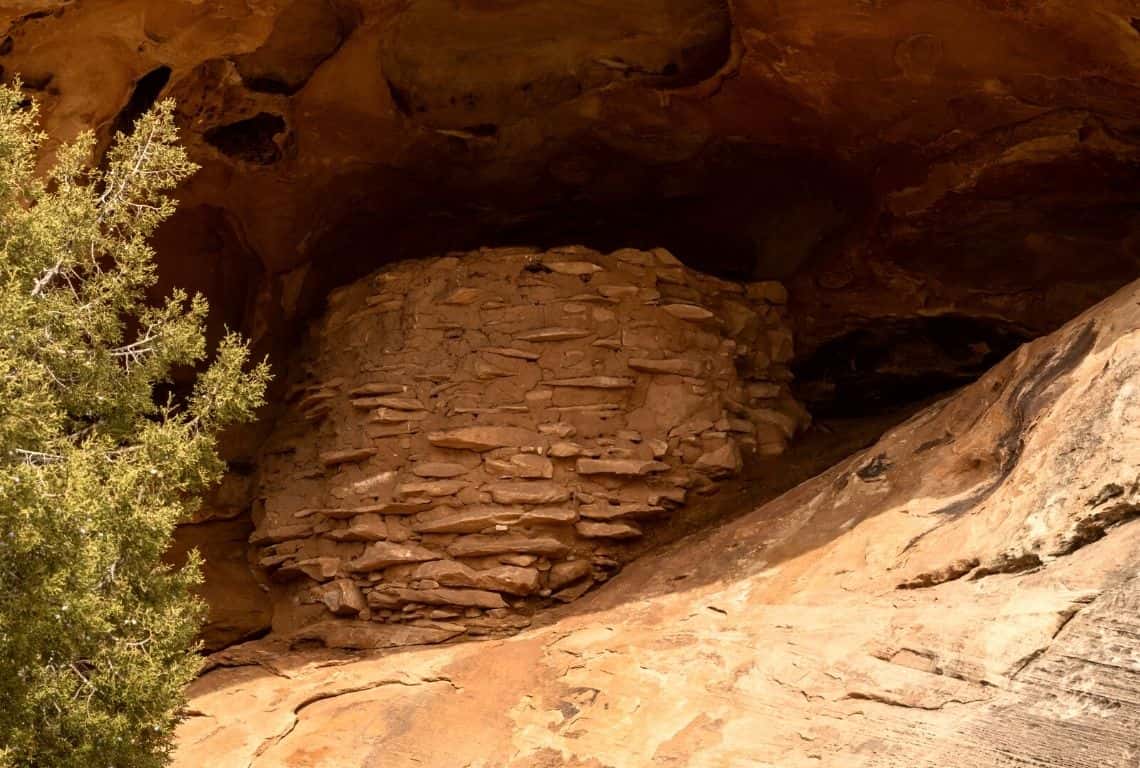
[249,245,808,648]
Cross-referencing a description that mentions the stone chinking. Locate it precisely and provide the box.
[248,245,809,647]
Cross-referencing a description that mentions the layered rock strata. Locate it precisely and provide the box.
[249,245,807,642]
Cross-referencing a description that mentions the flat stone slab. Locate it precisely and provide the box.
[289,620,464,650]
[446,534,570,558]
[515,327,592,342]
[428,426,540,452]
[347,542,442,572]
[575,520,643,539]
[544,376,635,388]
[486,481,572,505]
[576,459,670,476]
[318,448,376,466]
[628,357,704,377]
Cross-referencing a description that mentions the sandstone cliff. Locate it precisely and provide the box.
[175,273,1140,766]
[4,2,1138,764]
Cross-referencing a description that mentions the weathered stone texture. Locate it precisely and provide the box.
[177,276,1140,768]
[248,245,807,641]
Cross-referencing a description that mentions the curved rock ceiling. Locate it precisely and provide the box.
[2,0,1136,371]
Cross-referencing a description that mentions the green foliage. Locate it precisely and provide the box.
[0,86,271,767]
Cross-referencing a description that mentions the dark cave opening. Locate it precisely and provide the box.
[286,142,867,320]
[791,315,1035,418]
[160,127,1134,442]
[257,140,1097,437]
[108,65,171,139]
[174,141,1135,667]
[203,113,287,165]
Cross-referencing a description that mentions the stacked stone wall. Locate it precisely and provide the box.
[250,245,808,647]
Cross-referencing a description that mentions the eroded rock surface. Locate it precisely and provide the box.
[6,2,1138,762]
[249,245,807,642]
[175,271,1140,767]
[0,0,1136,374]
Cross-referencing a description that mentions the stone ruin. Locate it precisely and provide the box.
[249,245,809,648]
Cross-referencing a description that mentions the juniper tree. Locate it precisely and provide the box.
[0,86,270,767]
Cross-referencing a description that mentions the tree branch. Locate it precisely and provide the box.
[29,259,62,297]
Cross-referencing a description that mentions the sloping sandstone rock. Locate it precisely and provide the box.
[176,277,1140,767]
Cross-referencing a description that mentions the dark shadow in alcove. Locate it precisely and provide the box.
[184,132,1140,665]
[793,315,1036,418]
[203,113,287,165]
[283,141,867,334]
[108,65,171,139]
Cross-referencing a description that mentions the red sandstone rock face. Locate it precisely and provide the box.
[175,273,1140,768]
[0,0,1136,359]
[165,517,271,652]
[6,4,1140,762]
